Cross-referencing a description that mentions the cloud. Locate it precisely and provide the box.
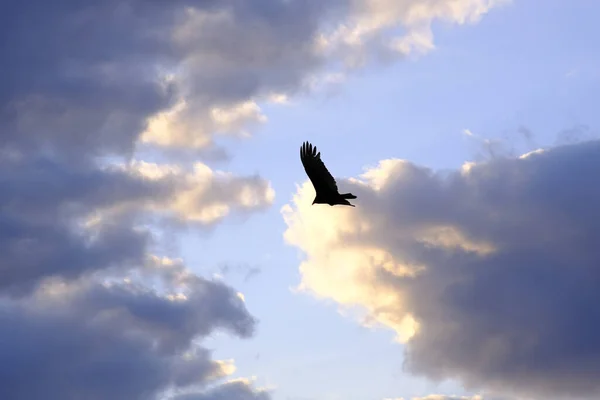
[0,1,511,398]
[0,155,273,296]
[318,0,508,67]
[119,160,275,226]
[172,379,271,400]
[1,0,507,157]
[0,156,150,295]
[146,0,507,149]
[217,263,263,283]
[407,395,514,400]
[1,2,278,398]
[385,394,518,400]
[554,124,597,145]
[462,127,539,162]
[283,139,600,399]
[0,256,262,400]
[0,155,271,397]
[385,395,485,400]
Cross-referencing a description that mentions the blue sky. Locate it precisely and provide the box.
[3,1,600,400]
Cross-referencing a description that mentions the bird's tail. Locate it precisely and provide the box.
[341,193,357,199]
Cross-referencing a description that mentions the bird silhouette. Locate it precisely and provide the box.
[300,141,357,207]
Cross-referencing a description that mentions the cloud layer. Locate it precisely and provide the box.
[1,0,508,398]
[0,257,258,400]
[1,1,280,399]
[0,153,271,398]
[1,0,507,157]
[284,140,600,399]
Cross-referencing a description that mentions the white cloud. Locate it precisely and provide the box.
[90,160,275,226]
[283,139,600,399]
[318,0,509,65]
[140,98,268,149]
[136,0,509,150]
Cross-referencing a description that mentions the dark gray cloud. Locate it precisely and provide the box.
[0,156,153,295]
[0,304,170,400]
[1,0,181,158]
[0,263,257,400]
[0,2,281,398]
[285,139,600,400]
[0,0,335,156]
[0,214,147,296]
[0,154,271,398]
[174,0,333,100]
[40,274,256,353]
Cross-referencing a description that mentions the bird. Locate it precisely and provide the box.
[300,141,357,207]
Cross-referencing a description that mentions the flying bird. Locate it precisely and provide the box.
[300,141,357,207]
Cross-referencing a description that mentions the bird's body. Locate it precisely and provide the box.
[300,141,357,207]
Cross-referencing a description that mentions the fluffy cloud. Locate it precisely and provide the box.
[148,0,507,148]
[0,256,260,400]
[1,0,506,156]
[0,156,273,296]
[0,153,271,399]
[318,0,508,67]
[0,0,509,398]
[284,139,600,399]
[1,1,276,398]
[0,155,271,398]
[117,160,275,225]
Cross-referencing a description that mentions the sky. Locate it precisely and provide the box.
[1,0,600,399]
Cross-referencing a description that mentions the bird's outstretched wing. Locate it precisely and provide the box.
[300,141,338,193]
